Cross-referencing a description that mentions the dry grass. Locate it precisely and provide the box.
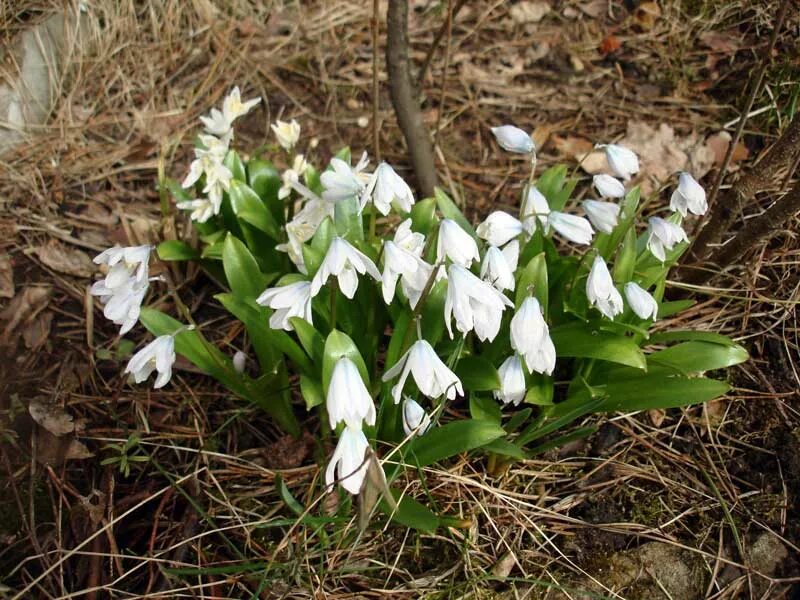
[1,0,799,598]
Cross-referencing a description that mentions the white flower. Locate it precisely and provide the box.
[494,355,527,406]
[276,199,335,273]
[125,334,175,389]
[364,162,415,215]
[586,255,624,319]
[320,152,370,202]
[670,172,707,216]
[90,278,148,335]
[476,211,524,247]
[310,237,381,299]
[602,144,639,180]
[402,397,432,437]
[480,246,516,292]
[444,264,514,342]
[647,217,688,262]
[176,198,218,223]
[548,212,594,245]
[510,297,556,375]
[278,154,309,200]
[401,261,446,309]
[256,281,313,331]
[327,357,376,430]
[521,186,550,234]
[221,86,261,123]
[382,339,463,404]
[93,245,151,289]
[624,282,658,320]
[502,239,520,272]
[233,350,247,374]
[271,118,301,151]
[325,425,370,495]
[582,200,620,234]
[182,135,233,205]
[381,223,428,304]
[491,125,534,154]
[593,174,626,199]
[436,219,480,267]
[199,108,230,137]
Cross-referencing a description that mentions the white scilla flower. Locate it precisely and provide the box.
[176,198,219,223]
[271,118,301,151]
[602,144,639,180]
[494,354,527,406]
[278,154,309,200]
[93,245,152,289]
[476,211,524,247]
[582,200,620,234]
[401,261,446,310]
[382,239,428,305]
[327,357,375,430]
[593,174,626,199]
[320,152,370,202]
[125,334,175,389]
[521,186,550,234]
[670,172,707,216]
[480,245,516,292]
[199,108,230,137]
[90,278,148,335]
[624,282,658,320]
[182,137,233,195]
[444,264,514,342]
[436,219,480,267]
[382,339,463,404]
[586,255,624,319]
[310,237,381,299]
[222,86,261,124]
[502,239,520,272]
[402,397,432,437]
[364,162,415,215]
[256,281,313,331]
[491,125,534,154]
[510,297,556,375]
[325,425,370,495]
[233,350,247,374]
[276,199,335,273]
[647,217,688,262]
[548,211,594,245]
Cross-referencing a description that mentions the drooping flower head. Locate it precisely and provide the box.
[402,397,432,437]
[586,255,623,319]
[624,282,659,320]
[601,144,639,181]
[310,237,381,299]
[271,118,301,151]
[647,217,688,262]
[320,152,371,203]
[257,280,313,331]
[494,354,527,406]
[476,211,525,247]
[510,297,556,375]
[582,200,620,234]
[548,212,595,245]
[325,425,370,494]
[436,219,480,267]
[326,357,376,430]
[670,172,707,217]
[491,125,534,154]
[125,334,176,389]
[444,264,514,342]
[480,245,516,292]
[363,162,415,215]
[593,174,626,199]
[382,339,463,404]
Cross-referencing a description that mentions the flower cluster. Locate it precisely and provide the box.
[90,245,152,334]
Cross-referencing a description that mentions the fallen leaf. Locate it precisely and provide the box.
[648,408,666,427]
[0,286,51,344]
[705,131,749,168]
[699,31,741,54]
[509,1,550,24]
[702,399,727,427]
[492,551,517,577]
[36,240,94,277]
[599,34,621,55]
[532,123,556,150]
[0,254,13,298]
[22,310,53,350]
[632,1,661,31]
[552,135,609,174]
[64,439,94,460]
[29,397,76,436]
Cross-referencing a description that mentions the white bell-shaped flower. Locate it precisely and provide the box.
[502,239,520,272]
[647,217,688,262]
[233,350,247,374]
[327,357,376,430]
[364,162,415,215]
[491,125,534,154]
[176,198,218,223]
[624,282,659,320]
[494,354,527,406]
[548,212,595,245]
[325,425,370,494]
[277,198,335,274]
[93,245,152,289]
[320,152,370,202]
[310,237,381,299]
[586,255,624,319]
[602,144,639,180]
[382,339,463,404]
[402,397,432,437]
[670,172,707,216]
[582,200,620,234]
[510,297,556,375]
[436,219,480,267]
[444,264,514,342]
[381,220,428,304]
[256,280,313,331]
[221,86,261,124]
[271,118,301,151]
[125,334,176,389]
[90,278,148,335]
[476,211,525,247]
[593,174,626,199]
[278,154,309,200]
[521,186,550,234]
[480,246,516,292]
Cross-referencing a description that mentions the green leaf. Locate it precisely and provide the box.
[455,356,501,392]
[597,186,641,260]
[524,373,554,405]
[469,396,502,424]
[434,187,477,239]
[229,180,280,239]
[613,227,636,283]
[657,299,695,319]
[201,241,224,260]
[648,330,737,347]
[289,316,325,370]
[647,341,748,374]
[333,196,363,242]
[516,252,548,313]
[247,159,281,200]
[275,474,305,515]
[550,322,647,370]
[223,150,246,182]
[301,244,324,279]
[157,240,199,261]
[408,420,505,467]
[299,375,325,410]
[534,165,567,208]
[322,330,369,393]
[528,426,597,456]
[484,438,528,459]
[215,293,278,372]
[381,491,439,533]
[518,397,605,445]
[604,376,730,412]
[410,197,438,235]
[222,234,268,300]
[311,216,335,255]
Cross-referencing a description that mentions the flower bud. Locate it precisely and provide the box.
[491,125,534,154]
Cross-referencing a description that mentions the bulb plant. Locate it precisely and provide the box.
[90,87,747,531]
